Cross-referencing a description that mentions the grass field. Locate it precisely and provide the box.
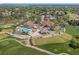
[65,25,79,35]
[38,42,79,55]
[0,39,47,55]
[0,34,10,40]
[32,33,72,45]
[0,34,47,55]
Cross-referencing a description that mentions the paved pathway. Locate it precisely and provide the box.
[15,39,55,55]
[26,45,55,55]
[7,32,30,39]
[0,32,8,34]
[15,39,69,55]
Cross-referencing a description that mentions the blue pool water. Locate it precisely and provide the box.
[22,27,31,33]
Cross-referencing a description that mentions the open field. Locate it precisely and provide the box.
[32,33,72,45]
[0,37,47,55]
[0,34,10,40]
[65,25,79,35]
[38,42,79,55]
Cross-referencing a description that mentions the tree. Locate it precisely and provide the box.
[69,37,79,49]
[63,12,78,21]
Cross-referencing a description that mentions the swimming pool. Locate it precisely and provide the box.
[22,27,31,33]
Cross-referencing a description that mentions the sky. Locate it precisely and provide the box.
[0,0,79,4]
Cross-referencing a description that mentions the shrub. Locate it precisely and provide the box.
[69,37,79,49]
[0,28,2,32]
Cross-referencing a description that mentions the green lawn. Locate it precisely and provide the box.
[32,33,72,45]
[0,34,9,40]
[38,42,79,55]
[0,35,47,55]
[65,25,79,35]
